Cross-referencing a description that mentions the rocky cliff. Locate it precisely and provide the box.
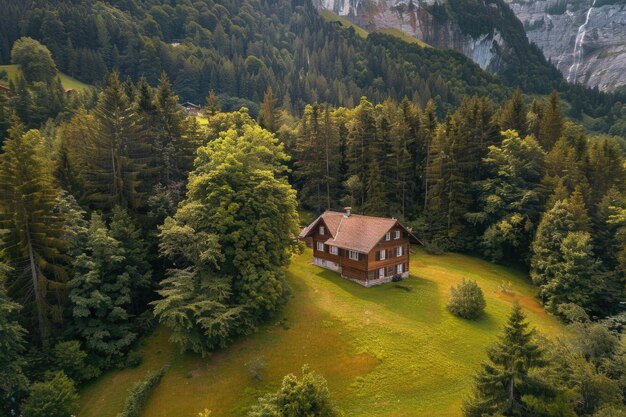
[315,0,505,72]
[503,0,626,92]
[314,0,561,93]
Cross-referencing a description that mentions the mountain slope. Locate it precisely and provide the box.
[504,0,626,92]
[314,0,563,93]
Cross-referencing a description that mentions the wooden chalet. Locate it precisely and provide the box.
[299,208,420,287]
[182,102,202,116]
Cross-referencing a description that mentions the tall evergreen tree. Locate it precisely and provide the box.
[497,89,527,137]
[463,303,548,417]
[83,72,149,211]
[0,271,28,415]
[538,90,563,151]
[258,86,280,133]
[0,119,68,341]
[68,213,137,366]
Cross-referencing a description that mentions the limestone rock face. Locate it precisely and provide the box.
[314,0,507,73]
[503,0,626,92]
[315,0,626,92]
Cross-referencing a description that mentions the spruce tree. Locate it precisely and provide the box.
[204,89,220,115]
[0,118,68,341]
[538,90,562,151]
[498,89,527,137]
[69,213,137,366]
[258,86,279,133]
[0,272,28,414]
[463,303,547,417]
[83,72,149,211]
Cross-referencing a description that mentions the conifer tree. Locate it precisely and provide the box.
[346,97,376,207]
[69,213,137,366]
[154,72,194,182]
[463,303,548,417]
[0,272,28,413]
[498,89,527,137]
[0,118,68,341]
[258,86,280,132]
[83,72,149,211]
[421,99,438,210]
[109,207,151,313]
[205,90,220,116]
[538,90,563,151]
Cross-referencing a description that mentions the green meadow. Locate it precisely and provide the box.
[79,248,563,417]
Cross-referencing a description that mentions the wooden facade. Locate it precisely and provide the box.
[300,210,419,287]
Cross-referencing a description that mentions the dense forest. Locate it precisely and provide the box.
[0,0,625,416]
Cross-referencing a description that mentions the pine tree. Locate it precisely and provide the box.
[109,207,151,313]
[0,118,68,341]
[258,86,280,132]
[83,72,149,211]
[346,97,377,207]
[538,90,563,151]
[154,72,194,182]
[69,213,137,366]
[0,271,28,414]
[497,89,527,137]
[204,89,220,115]
[463,303,548,417]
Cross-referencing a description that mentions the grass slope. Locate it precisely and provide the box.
[0,64,91,91]
[79,248,562,417]
[318,10,431,49]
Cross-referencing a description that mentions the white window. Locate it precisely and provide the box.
[385,232,391,241]
[397,246,403,257]
[395,230,401,239]
[380,249,386,260]
[316,242,325,252]
[319,226,325,235]
[379,268,385,278]
[349,250,359,261]
[397,263,404,274]
[329,246,338,255]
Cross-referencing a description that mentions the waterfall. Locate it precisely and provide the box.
[567,0,597,83]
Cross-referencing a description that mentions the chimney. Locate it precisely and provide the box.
[344,207,351,217]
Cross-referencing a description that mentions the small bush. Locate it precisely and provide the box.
[448,278,486,320]
[125,351,143,368]
[245,357,266,382]
[423,240,444,255]
[117,366,167,417]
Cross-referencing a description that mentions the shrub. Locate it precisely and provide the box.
[245,357,266,382]
[21,371,79,417]
[117,366,167,417]
[448,278,486,320]
[125,351,143,368]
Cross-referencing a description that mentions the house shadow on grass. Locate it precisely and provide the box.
[312,268,444,325]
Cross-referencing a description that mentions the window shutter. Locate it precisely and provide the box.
[376,251,380,261]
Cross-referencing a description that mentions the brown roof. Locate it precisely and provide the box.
[299,211,419,253]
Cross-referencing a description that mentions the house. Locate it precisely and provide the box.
[299,208,420,287]
[182,102,202,116]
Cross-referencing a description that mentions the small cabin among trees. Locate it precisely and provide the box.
[299,208,419,286]
[182,102,201,116]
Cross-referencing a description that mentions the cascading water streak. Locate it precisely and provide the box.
[567,0,597,83]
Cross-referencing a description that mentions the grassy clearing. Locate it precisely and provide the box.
[319,9,369,38]
[79,248,562,417]
[0,64,92,91]
[376,28,432,48]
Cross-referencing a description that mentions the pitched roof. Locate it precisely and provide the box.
[299,211,419,253]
